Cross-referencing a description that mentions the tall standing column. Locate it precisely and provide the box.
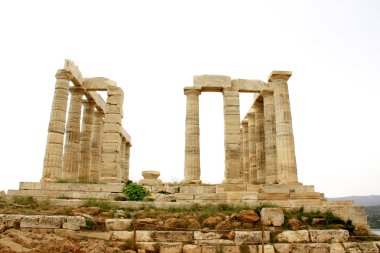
[79,99,95,181]
[89,109,104,181]
[254,97,266,184]
[123,143,131,182]
[247,109,256,183]
[223,87,242,184]
[270,71,298,184]
[120,138,126,182]
[42,70,71,182]
[62,88,83,181]
[262,90,278,184]
[183,87,201,184]
[241,118,249,182]
[100,86,124,183]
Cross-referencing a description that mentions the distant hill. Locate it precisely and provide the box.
[327,195,380,207]
[365,205,380,229]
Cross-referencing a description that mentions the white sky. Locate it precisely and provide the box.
[0,0,379,198]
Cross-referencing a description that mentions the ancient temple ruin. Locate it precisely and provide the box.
[42,60,131,183]
[183,71,297,185]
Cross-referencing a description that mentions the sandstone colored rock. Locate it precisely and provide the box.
[106,218,132,231]
[159,242,182,253]
[237,210,260,223]
[260,208,284,226]
[141,170,160,179]
[194,231,223,240]
[309,229,349,243]
[20,215,66,229]
[202,216,223,228]
[276,230,310,243]
[152,231,193,242]
[258,245,275,253]
[183,244,201,253]
[234,231,270,245]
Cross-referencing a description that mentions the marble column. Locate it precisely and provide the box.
[42,70,71,182]
[123,143,131,182]
[254,97,266,184]
[89,109,104,182]
[62,88,83,181]
[241,118,249,182]
[262,90,278,184]
[183,87,201,184]
[247,109,256,183]
[120,137,126,181]
[223,87,242,184]
[100,86,124,183]
[270,71,298,184]
[78,99,95,181]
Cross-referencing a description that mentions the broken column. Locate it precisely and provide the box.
[254,96,265,184]
[42,70,71,181]
[262,90,278,184]
[270,71,298,184]
[247,109,256,183]
[89,109,104,181]
[78,99,95,181]
[223,87,242,184]
[62,87,83,181]
[100,86,124,183]
[241,118,249,182]
[183,87,201,184]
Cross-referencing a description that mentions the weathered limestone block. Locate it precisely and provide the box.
[234,231,270,245]
[258,245,275,253]
[180,185,216,194]
[276,230,309,243]
[222,245,240,253]
[62,216,86,231]
[76,231,113,241]
[0,215,22,228]
[201,245,220,253]
[290,192,324,199]
[183,244,201,253]
[106,219,132,231]
[20,215,66,229]
[260,208,284,226]
[159,243,183,253]
[112,231,133,241]
[309,229,349,243]
[153,231,193,242]
[258,193,289,200]
[135,242,158,252]
[194,231,223,240]
[194,75,231,91]
[348,206,368,225]
[343,242,380,253]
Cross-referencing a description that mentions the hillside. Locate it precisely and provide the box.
[365,205,380,229]
[327,195,380,207]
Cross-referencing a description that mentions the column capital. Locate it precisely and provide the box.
[184,87,201,96]
[241,118,248,125]
[261,90,274,97]
[69,87,84,95]
[268,71,292,82]
[55,69,73,80]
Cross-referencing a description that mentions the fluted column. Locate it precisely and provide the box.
[100,86,124,183]
[78,99,95,181]
[120,137,126,181]
[247,109,256,183]
[223,88,242,184]
[123,142,131,182]
[241,118,249,182]
[62,88,83,181]
[262,90,278,184]
[89,109,104,181]
[42,70,71,182]
[183,87,201,184]
[270,71,298,184]
[254,97,266,184]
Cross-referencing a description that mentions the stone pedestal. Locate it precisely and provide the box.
[100,86,124,183]
[62,88,83,181]
[42,70,71,181]
[262,90,278,184]
[89,109,104,181]
[79,100,94,181]
[247,109,256,183]
[254,97,265,184]
[140,171,162,186]
[223,88,242,184]
[270,71,298,184]
[183,87,202,184]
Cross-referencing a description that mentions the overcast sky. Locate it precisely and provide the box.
[0,0,379,197]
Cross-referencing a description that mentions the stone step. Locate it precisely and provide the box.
[19,182,124,193]
[7,189,122,200]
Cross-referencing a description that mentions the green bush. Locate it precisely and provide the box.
[123,183,149,201]
[13,197,38,208]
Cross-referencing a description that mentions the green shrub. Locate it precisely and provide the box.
[13,197,38,208]
[123,183,149,201]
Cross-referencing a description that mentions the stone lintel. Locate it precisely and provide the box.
[193,75,231,90]
[64,59,84,85]
[88,91,106,112]
[83,77,118,91]
[231,79,269,93]
[260,89,274,97]
[268,71,292,82]
[184,86,201,95]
